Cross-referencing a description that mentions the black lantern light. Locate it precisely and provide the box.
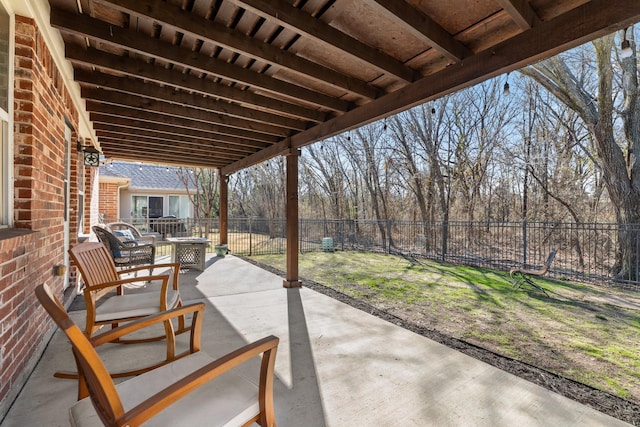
[78,143,101,167]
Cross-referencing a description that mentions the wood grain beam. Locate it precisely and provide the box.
[222,0,640,175]
[96,135,244,161]
[50,7,350,113]
[103,150,227,168]
[497,0,540,30]
[87,106,279,144]
[228,0,418,82]
[82,92,292,137]
[96,0,380,100]
[65,45,326,123]
[91,121,265,154]
[372,0,471,62]
[75,69,307,130]
[90,115,270,151]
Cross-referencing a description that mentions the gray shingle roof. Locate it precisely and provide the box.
[100,161,196,190]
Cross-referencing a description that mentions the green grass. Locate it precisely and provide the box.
[252,251,640,404]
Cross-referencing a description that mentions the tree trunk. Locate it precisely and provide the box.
[521,31,640,280]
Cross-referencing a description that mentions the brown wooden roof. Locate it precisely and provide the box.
[47,0,640,173]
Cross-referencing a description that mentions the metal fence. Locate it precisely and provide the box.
[118,217,638,288]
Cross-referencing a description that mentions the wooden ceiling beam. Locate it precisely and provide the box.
[87,106,279,144]
[96,0,380,100]
[91,121,266,154]
[228,0,418,82]
[65,45,326,123]
[371,0,471,62]
[221,0,640,175]
[103,149,227,168]
[75,69,308,130]
[90,113,271,154]
[96,134,245,161]
[50,7,350,113]
[497,0,540,30]
[82,93,292,138]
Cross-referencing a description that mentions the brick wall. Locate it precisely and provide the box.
[99,182,120,222]
[0,16,82,418]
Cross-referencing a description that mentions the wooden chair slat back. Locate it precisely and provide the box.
[69,242,120,298]
[35,284,125,424]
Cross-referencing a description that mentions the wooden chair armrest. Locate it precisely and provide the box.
[118,263,181,276]
[122,335,279,426]
[84,274,171,294]
[90,302,205,351]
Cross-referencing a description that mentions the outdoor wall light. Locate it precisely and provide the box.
[621,28,633,59]
[77,143,101,167]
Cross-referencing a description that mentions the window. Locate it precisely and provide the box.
[169,195,190,218]
[0,0,12,227]
[132,195,163,220]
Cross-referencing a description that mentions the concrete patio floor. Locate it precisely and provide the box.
[0,254,632,426]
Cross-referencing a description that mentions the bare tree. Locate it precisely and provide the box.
[520,28,640,278]
[301,143,352,219]
[177,167,219,236]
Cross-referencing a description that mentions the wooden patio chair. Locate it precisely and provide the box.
[93,225,156,269]
[36,284,279,427]
[69,242,187,341]
[509,248,557,296]
[60,242,190,382]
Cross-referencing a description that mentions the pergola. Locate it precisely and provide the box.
[47,0,640,286]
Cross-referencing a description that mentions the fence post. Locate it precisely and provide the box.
[351,219,355,249]
[441,220,448,262]
[522,219,527,267]
[249,218,252,256]
[387,220,392,254]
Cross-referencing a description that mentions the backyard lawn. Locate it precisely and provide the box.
[252,251,640,406]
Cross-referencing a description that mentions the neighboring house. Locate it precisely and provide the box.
[99,161,196,226]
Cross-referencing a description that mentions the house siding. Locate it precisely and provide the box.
[0,16,88,418]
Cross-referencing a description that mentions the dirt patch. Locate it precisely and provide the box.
[245,257,640,426]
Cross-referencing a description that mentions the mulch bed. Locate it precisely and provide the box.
[244,257,640,426]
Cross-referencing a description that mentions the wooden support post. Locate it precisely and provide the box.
[284,150,302,288]
[219,170,228,245]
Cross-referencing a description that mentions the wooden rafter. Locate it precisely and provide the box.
[226,0,418,82]
[97,0,381,100]
[371,0,471,62]
[95,132,247,160]
[91,121,268,154]
[87,107,280,144]
[497,0,541,30]
[75,70,308,130]
[82,94,292,138]
[91,113,270,154]
[50,7,351,113]
[65,46,326,123]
